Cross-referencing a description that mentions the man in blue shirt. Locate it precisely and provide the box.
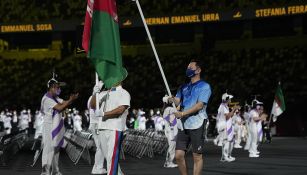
[168,59,211,175]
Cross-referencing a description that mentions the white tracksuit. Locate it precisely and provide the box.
[163,107,178,166]
[3,115,12,135]
[155,116,164,131]
[249,109,261,155]
[97,85,130,175]
[215,112,225,146]
[73,114,82,132]
[218,103,235,160]
[138,116,146,130]
[88,95,106,174]
[233,114,242,147]
[41,93,64,174]
[244,111,252,150]
[34,112,44,139]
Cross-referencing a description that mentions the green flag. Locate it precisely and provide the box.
[271,83,286,122]
[87,0,127,89]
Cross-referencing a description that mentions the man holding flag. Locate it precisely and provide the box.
[83,0,129,174]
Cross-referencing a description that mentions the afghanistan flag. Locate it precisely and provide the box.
[271,83,286,122]
[82,0,127,89]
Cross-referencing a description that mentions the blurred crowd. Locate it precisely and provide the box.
[0,46,306,112]
[0,107,167,137]
[0,0,302,23]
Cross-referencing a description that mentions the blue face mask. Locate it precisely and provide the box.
[186,68,197,78]
[56,88,61,96]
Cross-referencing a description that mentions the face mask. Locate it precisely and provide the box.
[56,88,61,96]
[186,68,197,78]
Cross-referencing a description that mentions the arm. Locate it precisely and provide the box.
[175,102,204,118]
[225,106,240,120]
[90,94,96,109]
[53,93,78,112]
[99,105,129,120]
[169,96,181,106]
[225,109,236,120]
[252,112,266,122]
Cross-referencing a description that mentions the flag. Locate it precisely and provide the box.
[271,83,286,122]
[83,0,127,89]
[82,0,94,53]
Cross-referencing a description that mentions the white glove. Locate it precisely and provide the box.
[92,81,104,95]
[162,95,170,103]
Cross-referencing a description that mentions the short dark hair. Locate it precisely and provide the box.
[190,59,203,69]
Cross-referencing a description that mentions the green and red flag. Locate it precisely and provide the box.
[271,82,286,122]
[82,0,127,89]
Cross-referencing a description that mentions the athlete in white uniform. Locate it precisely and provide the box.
[155,111,164,131]
[162,102,178,168]
[19,110,30,131]
[3,113,12,135]
[91,83,130,175]
[34,110,44,139]
[214,109,224,147]
[73,110,83,132]
[88,81,107,174]
[219,93,240,162]
[244,105,252,151]
[233,110,243,148]
[40,78,78,175]
[138,114,146,130]
[248,100,265,158]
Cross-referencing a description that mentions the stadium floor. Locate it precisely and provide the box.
[1,137,307,175]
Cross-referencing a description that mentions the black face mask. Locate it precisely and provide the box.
[186,68,197,78]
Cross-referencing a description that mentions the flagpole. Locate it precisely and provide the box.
[95,73,99,111]
[134,0,184,130]
[133,0,173,102]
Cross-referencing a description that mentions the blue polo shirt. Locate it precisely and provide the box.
[176,80,211,129]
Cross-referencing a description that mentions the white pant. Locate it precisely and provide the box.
[216,120,226,144]
[234,125,242,146]
[249,123,258,154]
[89,123,105,173]
[222,140,234,159]
[42,122,60,174]
[244,123,251,150]
[98,129,123,175]
[164,127,176,165]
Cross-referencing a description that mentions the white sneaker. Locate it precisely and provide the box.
[167,163,178,168]
[92,167,107,174]
[213,139,218,145]
[249,154,259,158]
[234,144,242,148]
[218,142,223,147]
[221,156,235,162]
[228,156,236,161]
[101,169,107,174]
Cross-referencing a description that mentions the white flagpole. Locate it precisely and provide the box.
[134,0,183,129]
[133,0,173,102]
[95,73,99,111]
